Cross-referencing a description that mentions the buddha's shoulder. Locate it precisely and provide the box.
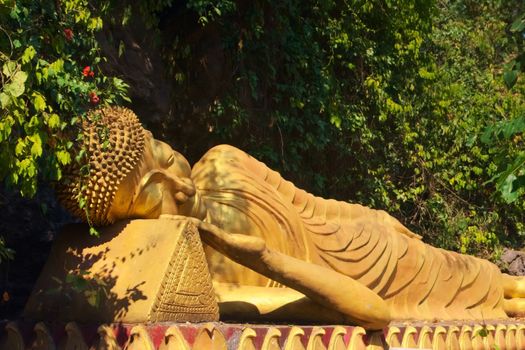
[193,144,267,178]
[196,145,263,167]
[206,144,246,155]
[203,144,249,158]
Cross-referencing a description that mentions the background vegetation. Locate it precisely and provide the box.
[1,0,525,272]
[164,0,525,259]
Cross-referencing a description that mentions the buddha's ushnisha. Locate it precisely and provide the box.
[57,106,525,329]
[56,107,146,226]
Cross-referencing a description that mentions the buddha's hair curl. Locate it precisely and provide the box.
[56,106,146,226]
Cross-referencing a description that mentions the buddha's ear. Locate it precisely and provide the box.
[120,171,164,220]
[135,170,166,197]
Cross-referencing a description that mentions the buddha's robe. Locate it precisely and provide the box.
[191,144,506,320]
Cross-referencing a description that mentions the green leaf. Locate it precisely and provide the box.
[330,115,342,129]
[89,227,99,236]
[88,17,103,31]
[502,117,525,139]
[21,46,36,64]
[2,61,17,77]
[476,327,489,338]
[78,196,86,210]
[0,93,11,108]
[65,273,76,284]
[48,59,64,76]
[4,70,28,97]
[19,158,36,177]
[510,18,525,33]
[499,174,519,203]
[0,115,14,142]
[15,138,26,156]
[85,289,99,307]
[66,273,88,291]
[118,40,125,58]
[9,172,18,185]
[28,116,40,128]
[503,69,519,89]
[30,134,42,157]
[75,149,86,162]
[56,150,71,165]
[122,6,131,26]
[32,93,46,112]
[47,113,60,129]
[494,154,525,202]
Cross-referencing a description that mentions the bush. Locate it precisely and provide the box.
[0,0,129,198]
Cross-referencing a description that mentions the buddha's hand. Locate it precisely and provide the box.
[142,169,196,204]
[187,217,391,329]
[187,218,267,267]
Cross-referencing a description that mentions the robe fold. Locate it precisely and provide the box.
[192,144,506,320]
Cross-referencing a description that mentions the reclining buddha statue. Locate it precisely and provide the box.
[54,106,525,329]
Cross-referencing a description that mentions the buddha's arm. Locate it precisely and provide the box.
[190,218,391,329]
[214,282,358,324]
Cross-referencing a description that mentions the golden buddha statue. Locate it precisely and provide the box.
[55,106,525,329]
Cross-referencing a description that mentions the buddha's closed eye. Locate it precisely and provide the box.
[165,154,175,167]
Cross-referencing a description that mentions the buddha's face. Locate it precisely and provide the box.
[107,131,196,222]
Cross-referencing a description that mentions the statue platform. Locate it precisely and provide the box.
[2,320,525,349]
[16,217,525,349]
[23,218,219,324]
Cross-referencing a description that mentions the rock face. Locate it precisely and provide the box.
[97,18,173,126]
[501,248,525,276]
[97,5,234,165]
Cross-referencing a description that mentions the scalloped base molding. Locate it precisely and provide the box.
[1,320,525,350]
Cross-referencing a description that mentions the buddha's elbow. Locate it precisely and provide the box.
[347,301,391,330]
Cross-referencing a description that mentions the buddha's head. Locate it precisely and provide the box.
[56,107,196,226]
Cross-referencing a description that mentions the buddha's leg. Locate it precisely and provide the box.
[503,299,525,316]
[193,219,391,329]
[502,274,525,316]
[502,274,525,298]
[214,283,352,324]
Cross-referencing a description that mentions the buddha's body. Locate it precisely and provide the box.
[190,145,506,321]
[56,107,525,329]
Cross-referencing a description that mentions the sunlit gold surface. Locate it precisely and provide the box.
[40,107,525,329]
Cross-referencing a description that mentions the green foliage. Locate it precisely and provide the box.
[173,0,435,194]
[1,0,523,260]
[481,6,525,205]
[389,0,525,256]
[161,0,525,258]
[48,270,108,308]
[0,0,129,198]
[0,236,14,263]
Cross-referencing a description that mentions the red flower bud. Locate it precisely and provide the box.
[64,28,74,41]
[82,66,91,77]
[89,92,100,105]
[89,71,94,77]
